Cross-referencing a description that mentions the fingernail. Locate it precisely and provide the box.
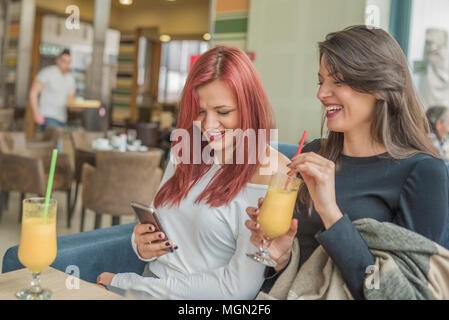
[149,226,153,231]
[165,242,170,246]
[174,246,179,250]
[158,234,163,239]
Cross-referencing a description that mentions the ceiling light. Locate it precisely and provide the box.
[160,34,171,42]
[203,33,211,41]
[119,0,133,5]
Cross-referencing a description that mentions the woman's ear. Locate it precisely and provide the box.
[435,119,443,132]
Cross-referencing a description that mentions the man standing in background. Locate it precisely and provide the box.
[29,48,76,130]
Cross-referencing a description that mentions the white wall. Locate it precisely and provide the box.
[41,15,93,48]
[41,15,119,56]
[247,0,366,143]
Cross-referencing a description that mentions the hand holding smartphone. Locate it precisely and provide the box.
[131,201,174,253]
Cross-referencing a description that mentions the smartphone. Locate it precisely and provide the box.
[130,201,173,253]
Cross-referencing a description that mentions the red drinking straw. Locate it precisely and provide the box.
[294,130,308,158]
[284,130,308,190]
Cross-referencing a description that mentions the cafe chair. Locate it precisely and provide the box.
[0,132,73,224]
[27,126,63,151]
[71,130,105,151]
[2,143,299,282]
[80,149,163,232]
[69,131,105,222]
[137,122,159,148]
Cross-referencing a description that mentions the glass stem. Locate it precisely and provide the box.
[259,239,270,259]
[29,273,43,294]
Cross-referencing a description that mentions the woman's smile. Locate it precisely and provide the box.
[205,130,225,142]
[196,79,240,155]
[324,104,344,118]
[317,56,377,135]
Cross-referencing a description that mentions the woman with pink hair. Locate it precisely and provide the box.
[96,46,291,299]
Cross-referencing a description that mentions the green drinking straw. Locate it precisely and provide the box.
[43,149,58,222]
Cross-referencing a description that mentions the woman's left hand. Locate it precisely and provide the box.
[97,272,116,287]
[287,152,343,229]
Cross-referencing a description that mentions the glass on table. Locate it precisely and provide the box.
[106,130,115,142]
[16,198,57,300]
[127,129,137,144]
[247,172,301,267]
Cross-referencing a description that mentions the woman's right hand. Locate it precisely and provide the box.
[34,113,45,125]
[245,198,298,271]
[133,224,175,259]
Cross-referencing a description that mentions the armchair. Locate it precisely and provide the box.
[27,126,62,151]
[137,122,159,148]
[80,149,163,231]
[69,131,105,224]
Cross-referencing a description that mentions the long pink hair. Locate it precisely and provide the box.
[153,46,275,208]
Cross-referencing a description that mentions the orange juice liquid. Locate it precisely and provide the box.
[258,188,299,239]
[18,217,57,274]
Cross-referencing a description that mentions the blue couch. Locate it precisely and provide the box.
[2,143,300,282]
[4,143,448,283]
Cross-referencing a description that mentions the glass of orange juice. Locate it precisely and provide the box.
[16,198,57,300]
[247,172,301,267]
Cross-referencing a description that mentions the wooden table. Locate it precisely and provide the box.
[68,99,101,109]
[0,267,126,300]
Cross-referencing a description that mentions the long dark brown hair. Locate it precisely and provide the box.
[298,25,440,207]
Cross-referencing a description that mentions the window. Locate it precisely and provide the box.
[158,40,209,103]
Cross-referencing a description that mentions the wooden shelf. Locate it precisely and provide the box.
[1,0,21,108]
[111,29,140,125]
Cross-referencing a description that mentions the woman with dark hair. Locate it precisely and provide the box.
[95,46,290,299]
[246,25,449,300]
[426,105,449,161]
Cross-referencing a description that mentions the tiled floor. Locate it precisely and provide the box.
[0,133,137,272]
